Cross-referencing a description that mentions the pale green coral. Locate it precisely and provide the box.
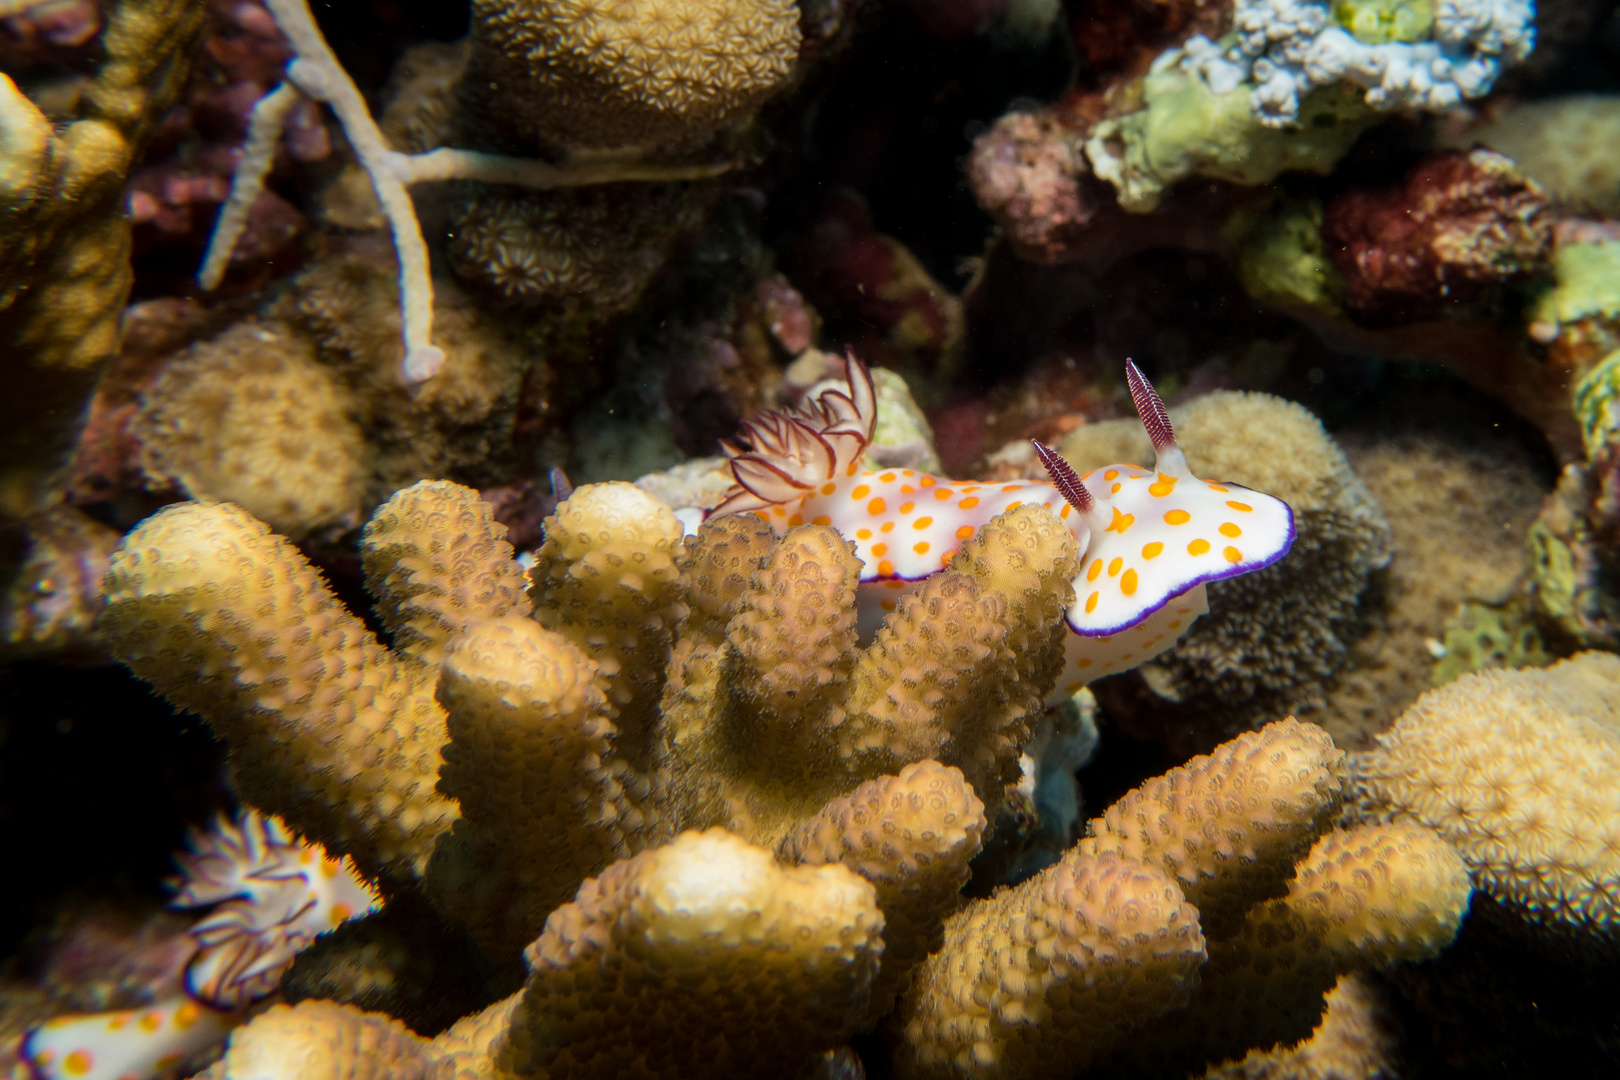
[1430,599,1553,687]
[1530,241,1620,330]
[1085,69,1375,212]
[1332,0,1434,44]
[1235,197,1346,314]
[1572,350,1620,457]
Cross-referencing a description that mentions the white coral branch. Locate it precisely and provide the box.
[199,0,734,383]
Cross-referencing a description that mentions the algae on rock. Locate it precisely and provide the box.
[1085,70,1375,213]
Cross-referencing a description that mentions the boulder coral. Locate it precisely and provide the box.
[1354,651,1620,943]
[468,0,803,155]
[133,321,369,540]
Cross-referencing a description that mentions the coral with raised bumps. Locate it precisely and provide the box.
[101,481,526,879]
[0,0,206,521]
[502,829,883,1080]
[894,719,1469,1080]
[101,477,1071,976]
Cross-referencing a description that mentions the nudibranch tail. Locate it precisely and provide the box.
[21,997,239,1080]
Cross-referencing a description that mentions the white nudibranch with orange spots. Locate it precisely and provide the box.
[21,810,380,1080]
[712,355,1295,699]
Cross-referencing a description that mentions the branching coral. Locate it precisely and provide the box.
[197,828,884,1080]
[0,0,206,521]
[101,481,526,880]
[101,477,1078,978]
[1354,651,1620,941]
[894,719,1471,1080]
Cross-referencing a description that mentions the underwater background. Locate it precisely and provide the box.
[1,0,1617,1076]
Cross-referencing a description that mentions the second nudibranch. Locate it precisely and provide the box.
[712,356,1295,699]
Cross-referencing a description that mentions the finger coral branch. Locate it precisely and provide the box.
[1121,820,1470,1078]
[0,0,206,519]
[529,481,687,743]
[101,499,461,879]
[896,850,1207,1080]
[779,760,987,1021]
[722,524,863,773]
[427,615,670,957]
[499,829,884,1080]
[360,480,529,670]
[1080,718,1346,938]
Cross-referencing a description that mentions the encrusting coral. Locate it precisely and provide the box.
[1060,390,1390,748]
[0,0,206,522]
[467,0,802,154]
[893,718,1471,1080]
[1353,650,1620,942]
[132,321,369,541]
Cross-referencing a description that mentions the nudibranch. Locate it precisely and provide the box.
[712,355,1295,699]
[22,810,380,1080]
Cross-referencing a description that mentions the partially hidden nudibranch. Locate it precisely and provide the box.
[21,810,380,1080]
[711,355,1295,699]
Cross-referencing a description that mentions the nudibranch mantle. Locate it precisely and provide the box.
[21,811,380,1080]
[711,355,1295,694]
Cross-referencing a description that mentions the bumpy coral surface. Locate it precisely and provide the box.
[1322,413,1551,745]
[1320,149,1551,324]
[502,829,883,1079]
[469,0,802,152]
[446,182,714,312]
[101,482,527,880]
[1356,651,1620,940]
[895,719,1469,1080]
[1062,390,1390,746]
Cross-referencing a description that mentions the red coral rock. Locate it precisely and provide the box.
[1322,149,1552,325]
[969,110,1107,265]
